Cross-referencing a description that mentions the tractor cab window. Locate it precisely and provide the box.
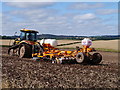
[26,33,37,41]
[20,32,26,40]
[20,31,37,41]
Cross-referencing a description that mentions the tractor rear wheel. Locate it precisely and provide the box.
[76,52,88,64]
[19,44,32,58]
[90,53,102,64]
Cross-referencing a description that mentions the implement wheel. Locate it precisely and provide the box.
[19,44,32,58]
[76,52,88,64]
[90,53,102,64]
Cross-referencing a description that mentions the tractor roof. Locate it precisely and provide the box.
[20,29,39,33]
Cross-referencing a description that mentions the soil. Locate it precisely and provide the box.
[1,47,119,88]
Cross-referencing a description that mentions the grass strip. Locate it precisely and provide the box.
[0,45,10,47]
[96,48,119,53]
[58,47,119,53]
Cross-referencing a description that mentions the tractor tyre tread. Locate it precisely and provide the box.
[19,44,32,58]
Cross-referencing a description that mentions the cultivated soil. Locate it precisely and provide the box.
[1,47,119,88]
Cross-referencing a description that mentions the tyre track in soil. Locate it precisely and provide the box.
[1,47,119,88]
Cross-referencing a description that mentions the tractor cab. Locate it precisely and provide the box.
[8,29,42,58]
[20,29,38,41]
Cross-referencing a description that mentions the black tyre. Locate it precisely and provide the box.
[76,52,88,64]
[8,49,14,56]
[19,44,32,58]
[90,53,102,64]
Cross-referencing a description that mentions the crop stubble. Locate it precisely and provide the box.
[0,39,118,50]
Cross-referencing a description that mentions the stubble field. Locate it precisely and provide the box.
[0,39,118,50]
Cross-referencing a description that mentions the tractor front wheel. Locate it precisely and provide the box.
[19,44,32,58]
[8,49,14,56]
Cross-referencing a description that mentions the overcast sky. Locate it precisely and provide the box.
[1,1,118,36]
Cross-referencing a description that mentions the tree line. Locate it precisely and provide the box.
[0,34,120,40]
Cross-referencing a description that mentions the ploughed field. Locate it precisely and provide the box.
[2,47,119,88]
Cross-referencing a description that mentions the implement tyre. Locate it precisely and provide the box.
[90,53,102,65]
[76,52,88,64]
[19,44,32,58]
